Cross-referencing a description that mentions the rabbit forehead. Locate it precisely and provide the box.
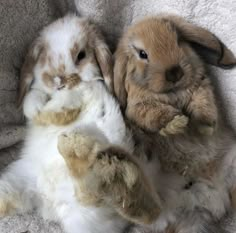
[42,15,89,56]
[128,18,179,58]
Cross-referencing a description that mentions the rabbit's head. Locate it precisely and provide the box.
[18,14,113,105]
[114,15,236,110]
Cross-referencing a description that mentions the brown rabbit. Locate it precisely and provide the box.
[113,15,236,232]
[114,15,236,137]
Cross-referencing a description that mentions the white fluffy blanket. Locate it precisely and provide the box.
[0,0,235,232]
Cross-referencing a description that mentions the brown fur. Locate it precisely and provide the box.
[84,21,114,91]
[113,16,235,136]
[113,15,236,177]
[58,132,162,224]
[114,15,236,231]
[62,73,81,89]
[42,71,81,90]
[33,108,81,126]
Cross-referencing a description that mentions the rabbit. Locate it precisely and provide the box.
[113,14,236,232]
[18,13,113,119]
[0,14,163,233]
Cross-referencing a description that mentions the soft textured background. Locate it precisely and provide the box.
[0,0,236,232]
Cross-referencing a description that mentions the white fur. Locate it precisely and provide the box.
[23,89,49,119]
[26,14,102,118]
[0,81,133,233]
[2,14,133,233]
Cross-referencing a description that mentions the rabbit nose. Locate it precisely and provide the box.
[165,65,184,83]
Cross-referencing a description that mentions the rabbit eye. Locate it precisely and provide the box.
[139,50,148,60]
[77,51,86,62]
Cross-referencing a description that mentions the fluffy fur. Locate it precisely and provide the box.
[19,13,113,117]
[0,14,163,233]
[0,80,131,233]
[113,15,236,232]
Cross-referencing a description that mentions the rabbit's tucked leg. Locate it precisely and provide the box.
[127,101,188,136]
[58,132,162,224]
[188,85,217,136]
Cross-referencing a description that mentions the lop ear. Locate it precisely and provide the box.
[18,38,44,107]
[164,16,236,69]
[94,33,113,92]
[113,40,129,110]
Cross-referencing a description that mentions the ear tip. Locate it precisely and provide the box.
[218,46,236,69]
[219,55,236,69]
[218,62,236,69]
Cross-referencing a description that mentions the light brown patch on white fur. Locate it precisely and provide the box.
[34,108,81,126]
[64,73,81,89]
[18,38,46,106]
[70,42,80,62]
[0,196,21,217]
[42,72,55,88]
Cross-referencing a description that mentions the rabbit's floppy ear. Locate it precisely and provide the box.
[18,38,44,107]
[113,41,128,110]
[165,16,236,69]
[94,33,113,92]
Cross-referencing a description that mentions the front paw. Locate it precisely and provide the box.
[160,115,189,136]
[58,132,139,200]
[58,131,138,189]
[58,132,106,176]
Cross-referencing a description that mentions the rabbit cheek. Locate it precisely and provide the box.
[78,59,100,81]
[131,62,147,85]
[42,72,56,89]
[147,74,173,94]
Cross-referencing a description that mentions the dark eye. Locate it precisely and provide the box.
[77,51,86,62]
[139,50,148,60]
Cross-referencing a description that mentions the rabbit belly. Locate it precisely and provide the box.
[37,156,127,233]
[22,127,127,233]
